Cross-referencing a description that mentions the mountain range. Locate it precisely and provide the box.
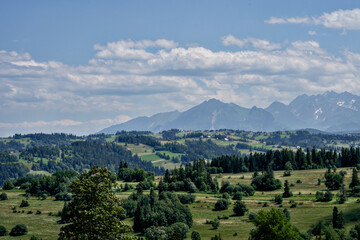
[99,91,360,134]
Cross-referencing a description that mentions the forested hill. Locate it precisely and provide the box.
[1,130,360,185]
[0,140,164,185]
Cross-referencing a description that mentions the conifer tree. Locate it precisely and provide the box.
[350,168,360,189]
[282,180,293,198]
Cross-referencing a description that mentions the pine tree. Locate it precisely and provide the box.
[283,180,293,198]
[350,168,360,189]
[333,207,345,229]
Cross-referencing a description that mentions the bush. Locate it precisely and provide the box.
[191,231,201,240]
[36,210,42,215]
[233,200,248,216]
[2,179,15,190]
[144,226,168,240]
[263,202,269,207]
[290,203,297,208]
[178,194,196,204]
[9,224,28,236]
[214,199,230,211]
[20,200,29,207]
[0,225,8,236]
[222,193,230,199]
[232,192,243,200]
[30,236,41,240]
[274,195,283,204]
[212,218,220,229]
[0,192,8,200]
[316,191,333,202]
[249,212,257,221]
[296,179,302,184]
[167,222,189,239]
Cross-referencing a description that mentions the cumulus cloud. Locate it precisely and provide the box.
[266,8,360,30]
[1,37,360,136]
[222,35,281,51]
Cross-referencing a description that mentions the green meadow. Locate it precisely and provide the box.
[1,167,359,239]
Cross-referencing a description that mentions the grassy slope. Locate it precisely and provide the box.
[1,168,359,239]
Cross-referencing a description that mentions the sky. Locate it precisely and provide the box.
[1,0,360,137]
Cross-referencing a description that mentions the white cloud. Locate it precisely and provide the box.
[266,8,360,30]
[94,39,178,59]
[222,35,281,51]
[0,115,131,137]
[1,37,360,136]
[308,30,317,35]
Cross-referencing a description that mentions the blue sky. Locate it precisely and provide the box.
[1,0,360,136]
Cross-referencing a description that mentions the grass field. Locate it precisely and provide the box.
[1,168,359,239]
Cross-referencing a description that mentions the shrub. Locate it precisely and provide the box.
[263,202,269,207]
[233,200,248,216]
[296,179,302,184]
[0,225,8,236]
[191,231,201,240]
[249,212,257,221]
[0,192,8,200]
[167,222,189,239]
[274,195,283,204]
[20,200,29,207]
[222,193,230,199]
[178,194,196,204]
[2,179,14,190]
[9,224,28,236]
[36,210,42,215]
[30,236,41,240]
[232,192,243,200]
[144,226,168,240]
[27,210,33,214]
[315,191,333,202]
[290,203,297,208]
[212,218,220,229]
[214,199,230,211]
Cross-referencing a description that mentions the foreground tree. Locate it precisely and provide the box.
[249,208,303,240]
[58,166,133,240]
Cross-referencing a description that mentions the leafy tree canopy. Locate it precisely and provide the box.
[58,166,134,240]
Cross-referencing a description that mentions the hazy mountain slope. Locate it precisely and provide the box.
[99,91,360,133]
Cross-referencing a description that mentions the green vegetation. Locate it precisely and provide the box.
[1,130,360,239]
[58,166,133,240]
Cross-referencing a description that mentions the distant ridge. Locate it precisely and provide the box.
[99,91,360,134]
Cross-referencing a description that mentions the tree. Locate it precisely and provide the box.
[332,207,345,229]
[233,200,248,216]
[251,168,282,191]
[0,192,7,200]
[325,169,344,190]
[350,168,360,189]
[144,226,168,240]
[249,208,303,240]
[284,161,293,176]
[20,200,29,207]
[9,224,28,236]
[3,179,14,190]
[0,225,7,236]
[212,218,220,229]
[58,166,133,240]
[191,231,201,240]
[283,180,293,198]
[214,199,230,211]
